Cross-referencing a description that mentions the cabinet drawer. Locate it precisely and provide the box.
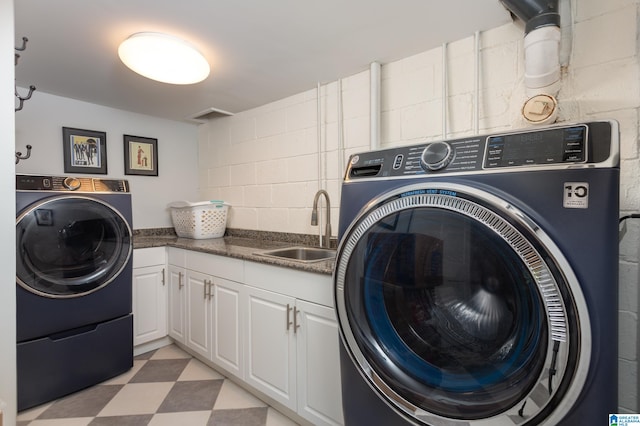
[187,250,244,282]
[244,261,333,307]
[133,247,166,268]
[167,247,187,267]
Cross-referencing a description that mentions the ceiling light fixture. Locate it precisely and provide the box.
[118,32,210,85]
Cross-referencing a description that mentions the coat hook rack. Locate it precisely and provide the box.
[15,145,32,164]
[15,36,36,165]
[15,36,36,113]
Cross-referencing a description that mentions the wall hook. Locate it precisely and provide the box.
[15,37,28,51]
[15,85,36,112]
[15,145,32,164]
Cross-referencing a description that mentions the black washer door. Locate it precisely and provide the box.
[335,184,585,425]
[16,196,132,298]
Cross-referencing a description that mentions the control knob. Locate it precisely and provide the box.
[63,177,81,191]
[420,141,454,171]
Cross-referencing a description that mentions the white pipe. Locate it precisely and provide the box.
[369,62,381,151]
[316,82,323,245]
[337,79,344,179]
[524,26,561,97]
[558,0,573,67]
[316,82,322,185]
[473,31,480,135]
[442,42,448,139]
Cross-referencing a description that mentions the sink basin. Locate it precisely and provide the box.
[255,246,336,263]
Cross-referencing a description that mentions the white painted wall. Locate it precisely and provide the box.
[15,91,199,229]
[199,0,640,412]
[1,1,16,423]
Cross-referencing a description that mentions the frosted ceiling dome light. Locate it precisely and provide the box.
[118,32,210,84]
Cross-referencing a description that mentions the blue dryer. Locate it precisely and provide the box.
[334,121,619,425]
[16,175,134,411]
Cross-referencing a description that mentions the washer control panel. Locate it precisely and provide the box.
[346,122,614,180]
[16,175,130,193]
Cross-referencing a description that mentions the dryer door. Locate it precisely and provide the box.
[334,183,589,426]
[16,195,132,298]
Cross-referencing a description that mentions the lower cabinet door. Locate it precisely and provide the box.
[213,277,243,378]
[132,265,167,346]
[167,265,186,344]
[296,300,344,426]
[186,270,212,359]
[244,286,296,410]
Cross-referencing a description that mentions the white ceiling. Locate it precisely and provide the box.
[14,1,512,122]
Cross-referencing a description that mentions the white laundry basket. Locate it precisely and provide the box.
[168,201,230,239]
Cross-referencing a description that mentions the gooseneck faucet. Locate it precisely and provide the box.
[311,189,332,248]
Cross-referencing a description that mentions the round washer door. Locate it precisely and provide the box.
[334,183,590,426]
[16,195,132,298]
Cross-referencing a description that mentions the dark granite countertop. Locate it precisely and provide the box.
[133,232,335,275]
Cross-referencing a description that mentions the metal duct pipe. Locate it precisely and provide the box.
[500,0,560,34]
[501,0,562,97]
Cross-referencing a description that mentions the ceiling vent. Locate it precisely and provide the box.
[186,107,234,123]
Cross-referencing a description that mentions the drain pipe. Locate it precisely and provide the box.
[500,0,561,97]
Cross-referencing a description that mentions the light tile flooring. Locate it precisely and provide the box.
[17,344,300,426]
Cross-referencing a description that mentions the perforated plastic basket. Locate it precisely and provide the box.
[168,201,230,239]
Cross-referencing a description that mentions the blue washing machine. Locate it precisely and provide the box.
[334,121,619,425]
[16,175,134,410]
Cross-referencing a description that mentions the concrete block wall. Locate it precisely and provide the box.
[199,0,640,411]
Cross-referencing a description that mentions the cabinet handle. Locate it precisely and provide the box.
[161,268,165,286]
[293,306,300,334]
[203,279,213,300]
[178,272,183,289]
[286,304,293,331]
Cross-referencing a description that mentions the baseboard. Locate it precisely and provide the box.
[133,336,173,356]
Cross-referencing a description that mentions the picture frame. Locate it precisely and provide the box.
[123,135,158,176]
[62,127,107,174]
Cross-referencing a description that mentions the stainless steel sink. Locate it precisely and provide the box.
[254,246,336,263]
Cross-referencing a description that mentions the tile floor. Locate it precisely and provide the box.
[17,344,300,426]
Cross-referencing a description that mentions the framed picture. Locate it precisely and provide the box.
[62,127,107,174]
[124,135,158,176]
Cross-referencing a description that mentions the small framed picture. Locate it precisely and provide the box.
[62,127,107,174]
[124,135,158,176]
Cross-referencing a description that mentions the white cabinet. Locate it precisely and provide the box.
[163,248,343,425]
[132,248,167,347]
[167,264,186,343]
[167,248,187,344]
[212,277,243,377]
[174,249,245,378]
[244,286,297,409]
[185,269,213,359]
[244,262,344,426]
[296,300,343,426]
